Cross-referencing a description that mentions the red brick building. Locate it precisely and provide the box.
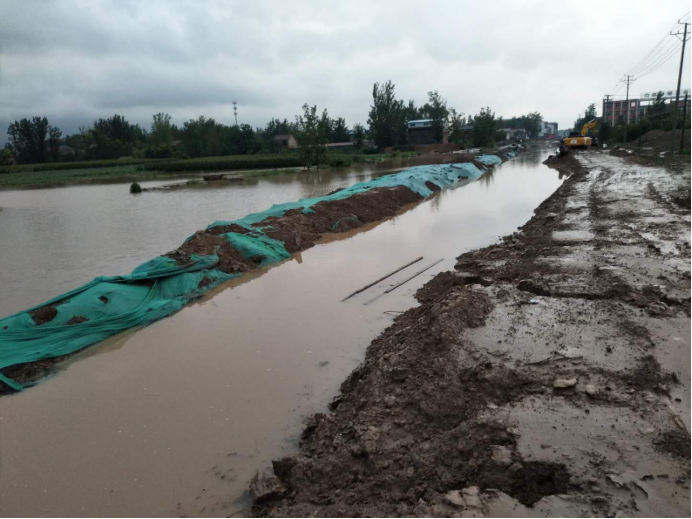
[603,89,691,124]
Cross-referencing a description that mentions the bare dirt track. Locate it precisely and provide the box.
[253,150,691,517]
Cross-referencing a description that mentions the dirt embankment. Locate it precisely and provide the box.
[252,150,691,517]
[166,185,425,274]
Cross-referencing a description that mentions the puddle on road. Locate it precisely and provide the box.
[0,147,565,517]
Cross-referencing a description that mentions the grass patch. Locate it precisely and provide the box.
[0,158,164,175]
[0,165,169,187]
[145,154,304,172]
[0,152,412,187]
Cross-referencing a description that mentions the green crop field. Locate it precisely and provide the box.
[0,152,409,187]
[0,165,169,187]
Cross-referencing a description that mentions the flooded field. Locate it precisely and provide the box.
[0,147,565,517]
[0,155,458,318]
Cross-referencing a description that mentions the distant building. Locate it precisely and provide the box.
[406,119,449,145]
[538,121,558,138]
[274,134,298,149]
[324,142,354,150]
[602,88,691,124]
[499,128,527,141]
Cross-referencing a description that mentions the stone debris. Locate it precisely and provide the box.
[249,468,285,502]
[553,378,577,389]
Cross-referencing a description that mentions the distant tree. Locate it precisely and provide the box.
[573,104,598,131]
[180,116,224,158]
[422,90,449,143]
[472,107,497,147]
[150,112,174,146]
[88,114,146,159]
[498,112,543,138]
[48,125,62,161]
[1,146,13,165]
[352,123,366,149]
[598,120,613,143]
[367,81,399,149]
[397,100,422,145]
[448,108,467,144]
[6,117,55,163]
[647,91,668,130]
[403,100,422,122]
[295,104,330,168]
[523,112,543,138]
[264,118,293,137]
[225,123,259,155]
[330,116,349,143]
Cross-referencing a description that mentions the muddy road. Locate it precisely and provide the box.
[255,150,691,517]
[0,147,566,517]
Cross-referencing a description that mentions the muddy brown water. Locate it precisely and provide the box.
[0,155,457,318]
[0,147,564,517]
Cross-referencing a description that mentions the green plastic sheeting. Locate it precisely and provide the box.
[0,255,238,391]
[0,158,500,391]
[476,155,503,166]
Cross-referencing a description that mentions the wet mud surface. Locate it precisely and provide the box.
[255,151,691,517]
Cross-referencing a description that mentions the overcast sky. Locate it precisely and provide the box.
[1,0,690,141]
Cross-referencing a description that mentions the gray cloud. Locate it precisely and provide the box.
[1,0,689,141]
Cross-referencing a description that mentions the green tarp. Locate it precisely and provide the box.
[0,159,499,391]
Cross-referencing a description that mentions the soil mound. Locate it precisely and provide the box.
[630,129,691,150]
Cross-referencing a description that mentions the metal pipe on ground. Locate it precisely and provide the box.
[341,257,424,302]
[364,258,444,305]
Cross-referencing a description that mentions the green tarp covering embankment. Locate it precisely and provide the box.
[0,158,501,391]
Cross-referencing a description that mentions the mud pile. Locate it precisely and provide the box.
[186,185,423,261]
[630,129,691,150]
[253,150,691,517]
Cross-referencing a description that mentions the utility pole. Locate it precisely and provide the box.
[621,75,635,144]
[232,101,238,126]
[604,94,612,125]
[670,20,689,154]
[681,91,689,152]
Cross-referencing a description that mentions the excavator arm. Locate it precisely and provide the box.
[581,119,598,136]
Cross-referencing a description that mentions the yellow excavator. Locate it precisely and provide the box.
[562,119,598,149]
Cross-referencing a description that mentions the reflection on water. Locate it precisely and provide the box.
[0,155,460,318]
[0,147,564,518]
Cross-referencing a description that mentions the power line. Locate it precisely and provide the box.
[629,37,681,77]
[616,10,690,83]
[626,33,675,77]
[636,39,686,79]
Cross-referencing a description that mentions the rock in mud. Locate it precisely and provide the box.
[250,468,285,502]
[491,445,513,466]
[462,486,482,509]
[553,378,577,389]
[444,490,465,507]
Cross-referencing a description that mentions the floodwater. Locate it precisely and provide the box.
[0,154,457,318]
[0,146,564,517]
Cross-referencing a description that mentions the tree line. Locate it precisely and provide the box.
[3,81,546,165]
